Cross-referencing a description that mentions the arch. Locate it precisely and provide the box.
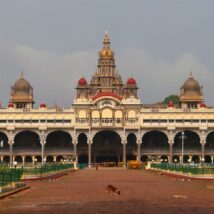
[77,133,88,164]
[141,130,169,155]
[92,111,100,118]
[128,110,136,118]
[46,156,54,162]
[205,155,212,163]
[79,110,87,118]
[3,156,10,163]
[126,133,137,161]
[192,155,200,163]
[14,130,41,151]
[141,155,148,162]
[25,156,33,163]
[205,131,214,154]
[160,155,168,163]
[172,155,180,163]
[56,156,64,162]
[101,108,113,118]
[92,130,122,164]
[45,130,73,153]
[115,110,123,118]
[173,130,201,155]
[183,155,190,163]
[14,156,22,163]
[35,156,42,163]
[0,131,9,150]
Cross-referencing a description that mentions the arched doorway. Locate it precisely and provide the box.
[205,155,212,163]
[77,133,88,164]
[141,131,169,157]
[14,131,41,154]
[205,132,214,156]
[46,131,73,159]
[92,130,122,165]
[46,156,54,163]
[0,131,9,152]
[141,155,148,162]
[3,156,10,163]
[126,133,137,161]
[14,156,22,164]
[172,155,180,163]
[56,156,64,162]
[173,131,201,160]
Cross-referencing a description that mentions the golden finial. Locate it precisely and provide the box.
[190,70,193,77]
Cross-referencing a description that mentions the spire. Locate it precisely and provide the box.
[103,31,110,49]
[20,70,24,78]
[190,70,193,78]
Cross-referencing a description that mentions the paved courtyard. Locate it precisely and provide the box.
[0,168,214,214]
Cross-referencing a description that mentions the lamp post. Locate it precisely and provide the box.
[179,131,186,165]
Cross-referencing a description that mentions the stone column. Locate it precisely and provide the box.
[22,156,25,166]
[211,156,214,164]
[169,144,173,164]
[40,131,46,166]
[167,131,175,164]
[41,143,45,165]
[201,141,205,163]
[73,138,78,163]
[88,140,92,168]
[9,142,13,166]
[123,138,126,167]
[137,143,141,161]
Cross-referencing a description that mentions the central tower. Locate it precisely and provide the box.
[90,32,123,96]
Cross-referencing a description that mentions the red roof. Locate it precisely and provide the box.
[92,92,123,101]
[78,77,87,85]
[127,77,136,85]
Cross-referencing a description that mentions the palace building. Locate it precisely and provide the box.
[0,32,214,166]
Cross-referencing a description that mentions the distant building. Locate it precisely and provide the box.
[0,32,213,166]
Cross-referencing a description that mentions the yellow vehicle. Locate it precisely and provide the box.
[127,160,142,169]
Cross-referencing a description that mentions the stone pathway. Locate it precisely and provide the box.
[0,168,214,213]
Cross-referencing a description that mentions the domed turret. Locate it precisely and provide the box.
[182,74,201,95]
[127,77,136,85]
[78,77,87,86]
[167,100,174,108]
[10,72,34,109]
[13,74,31,94]
[180,72,204,109]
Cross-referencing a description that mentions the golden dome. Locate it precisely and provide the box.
[99,49,114,58]
[99,31,114,59]
[13,73,31,94]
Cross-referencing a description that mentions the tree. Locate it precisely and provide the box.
[162,95,180,104]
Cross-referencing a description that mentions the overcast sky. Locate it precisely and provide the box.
[0,0,214,107]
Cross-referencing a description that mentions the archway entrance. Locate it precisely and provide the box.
[141,131,169,157]
[92,130,122,166]
[126,133,137,161]
[173,131,201,159]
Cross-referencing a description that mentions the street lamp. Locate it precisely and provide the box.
[179,131,187,164]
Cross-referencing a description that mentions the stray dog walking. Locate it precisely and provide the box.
[106,185,120,195]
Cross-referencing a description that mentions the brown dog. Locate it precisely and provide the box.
[106,185,120,195]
